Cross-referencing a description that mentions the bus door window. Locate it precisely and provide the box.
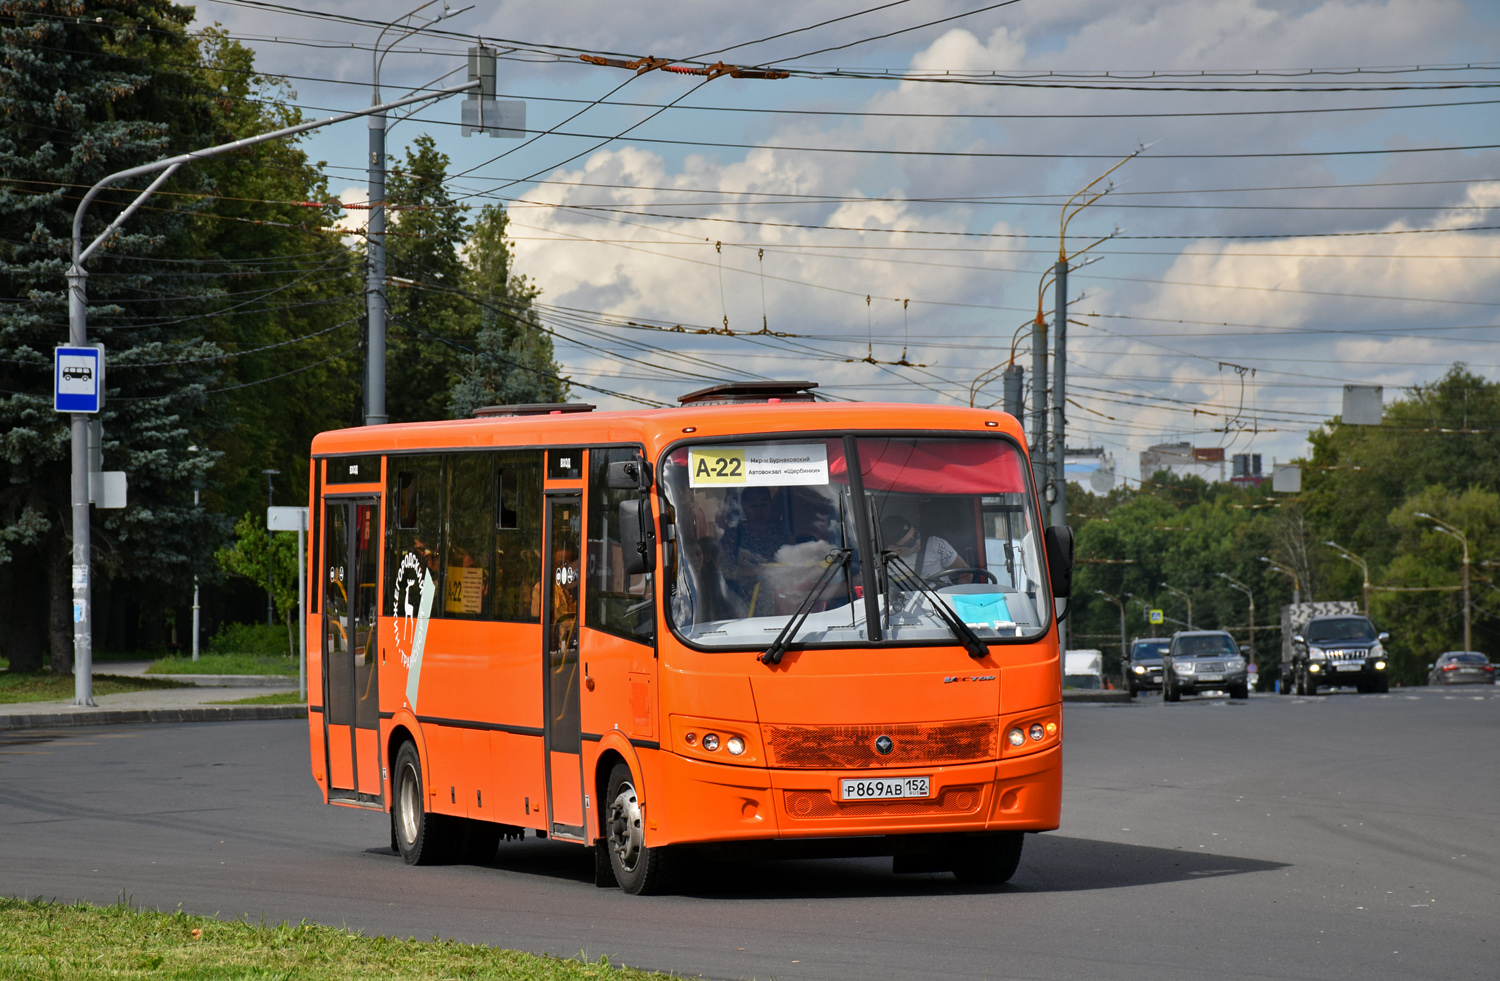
[542,495,584,837]
[323,503,351,725]
[586,448,655,644]
[352,501,379,730]
[323,496,380,797]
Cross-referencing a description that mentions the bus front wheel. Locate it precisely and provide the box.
[604,763,672,894]
[951,831,1024,884]
[393,742,452,865]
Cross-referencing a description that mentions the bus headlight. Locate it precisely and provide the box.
[702,733,720,752]
[1008,728,1026,747]
[726,735,745,756]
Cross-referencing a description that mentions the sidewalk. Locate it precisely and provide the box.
[0,662,305,731]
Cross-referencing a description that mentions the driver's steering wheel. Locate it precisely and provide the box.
[926,567,998,586]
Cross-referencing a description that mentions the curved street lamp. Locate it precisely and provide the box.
[1323,540,1370,615]
[1259,557,1301,605]
[1218,572,1256,661]
[1416,512,1471,652]
[1160,582,1193,629]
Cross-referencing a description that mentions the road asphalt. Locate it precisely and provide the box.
[0,661,305,731]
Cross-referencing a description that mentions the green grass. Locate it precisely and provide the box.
[0,671,188,705]
[208,690,304,706]
[0,898,674,980]
[147,651,298,677]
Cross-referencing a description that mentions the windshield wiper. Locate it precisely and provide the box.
[883,552,990,660]
[760,548,852,666]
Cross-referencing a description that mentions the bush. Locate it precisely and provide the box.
[208,622,292,659]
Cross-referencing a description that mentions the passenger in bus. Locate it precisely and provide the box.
[723,487,792,615]
[881,514,966,580]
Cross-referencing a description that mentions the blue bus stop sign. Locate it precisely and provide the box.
[55,345,104,413]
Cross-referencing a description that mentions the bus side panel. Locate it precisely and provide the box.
[657,658,756,728]
[490,730,545,828]
[579,628,657,742]
[462,729,492,818]
[999,658,1062,715]
[421,723,465,819]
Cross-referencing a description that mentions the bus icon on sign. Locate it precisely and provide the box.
[62,365,93,382]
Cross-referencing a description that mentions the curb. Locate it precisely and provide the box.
[0,705,307,731]
[143,674,299,688]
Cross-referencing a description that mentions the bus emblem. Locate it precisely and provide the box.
[874,735,894,755]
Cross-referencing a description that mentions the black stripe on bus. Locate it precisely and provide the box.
[415,715,545,738]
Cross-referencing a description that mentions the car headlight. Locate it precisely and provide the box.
[1175,661,1195,674]
[1132,664,1145,675]
[1375,660,1387,670]
[1228,657,1246,670]
[1308,647,1326,660]
[1370,642,1384,657]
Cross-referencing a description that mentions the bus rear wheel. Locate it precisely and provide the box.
[393,742,452,865]
[604,763,672,894]
[950,832,1024,885]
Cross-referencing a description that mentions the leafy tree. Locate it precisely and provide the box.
[450,203,568,416]
[383,135,472,423]
[214,512,299,653]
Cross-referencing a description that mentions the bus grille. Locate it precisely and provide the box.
[783,785,985,819]
[763,720,998,769]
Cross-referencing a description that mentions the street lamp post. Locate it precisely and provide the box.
[1323,540,1370,614]
[1218,572,1256,662]
[1416,512,1471,652]
[262,468,279,627]
[1094,589,1128,690]
[1259,557,1301,605]
[1160,582,1193,629]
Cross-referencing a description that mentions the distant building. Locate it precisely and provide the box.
[1065,446,1120,493]
[1140,442,1225,483]
[1230,453,1265,487]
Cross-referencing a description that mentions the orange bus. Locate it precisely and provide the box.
[306,381,1073,894]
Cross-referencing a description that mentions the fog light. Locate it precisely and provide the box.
[1029,724,1045,741]
[726,735,745,756]
[1133,665,1145,675]
[702,733,720,752]
[1309,664,1321,673]
[1375,660,1386,670]
[1008,728,1026,747]
[684,732,697,747]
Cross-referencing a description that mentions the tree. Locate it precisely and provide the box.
[382,135,472,423]
[0,3,358,670]
[449,203,568,416]
[215,513,299,654]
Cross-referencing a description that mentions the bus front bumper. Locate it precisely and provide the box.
[648,746,1061,847]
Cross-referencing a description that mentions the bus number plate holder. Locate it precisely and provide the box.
[840,776,930,801]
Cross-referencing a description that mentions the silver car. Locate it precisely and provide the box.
[1428,651,1496,686]
[1163,630,1250,701]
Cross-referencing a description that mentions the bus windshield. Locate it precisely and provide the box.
[660,435,1051,649]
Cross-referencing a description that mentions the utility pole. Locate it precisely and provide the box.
[262,469,279,627]
[1094,590,1128,690]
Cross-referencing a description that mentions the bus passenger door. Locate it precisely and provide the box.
[542,495,585,839]
[322,497,382,804]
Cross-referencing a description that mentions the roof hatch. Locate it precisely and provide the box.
[676,381,818,406]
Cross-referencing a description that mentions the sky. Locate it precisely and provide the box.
[188,0,1500,486]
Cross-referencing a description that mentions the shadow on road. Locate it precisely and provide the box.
[390,833,1285,899]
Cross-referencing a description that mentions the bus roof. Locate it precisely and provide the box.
[310,401,1027,458]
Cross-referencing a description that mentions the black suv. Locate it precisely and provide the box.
[1125,637,1170,694]
[1291,615,1389,695]
[1163,630,1250,701]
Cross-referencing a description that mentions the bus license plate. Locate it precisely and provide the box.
[840,776,930,801]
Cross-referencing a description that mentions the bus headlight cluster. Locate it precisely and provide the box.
[1009,722,1054,747]
[683,731,746,756]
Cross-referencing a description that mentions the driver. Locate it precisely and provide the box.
[880,514,966,579]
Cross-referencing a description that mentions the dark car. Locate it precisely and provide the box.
[1427,651,1496,686]
[1125,637,1170,694]
[1292,615,1390,695]
[1163,630,1249,701]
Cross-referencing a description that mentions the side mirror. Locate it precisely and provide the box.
[618,498,656,575]
[1044,525,1074,599]
[1292,634,1305,646]
[607,458,653,490]
[1378,631,1390,642]
[1426,663,1434,670]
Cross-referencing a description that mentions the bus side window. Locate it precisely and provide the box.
[386,455,443,617]
[492,450,544,622]
[587,447,656,645]
[442,453,493,618]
